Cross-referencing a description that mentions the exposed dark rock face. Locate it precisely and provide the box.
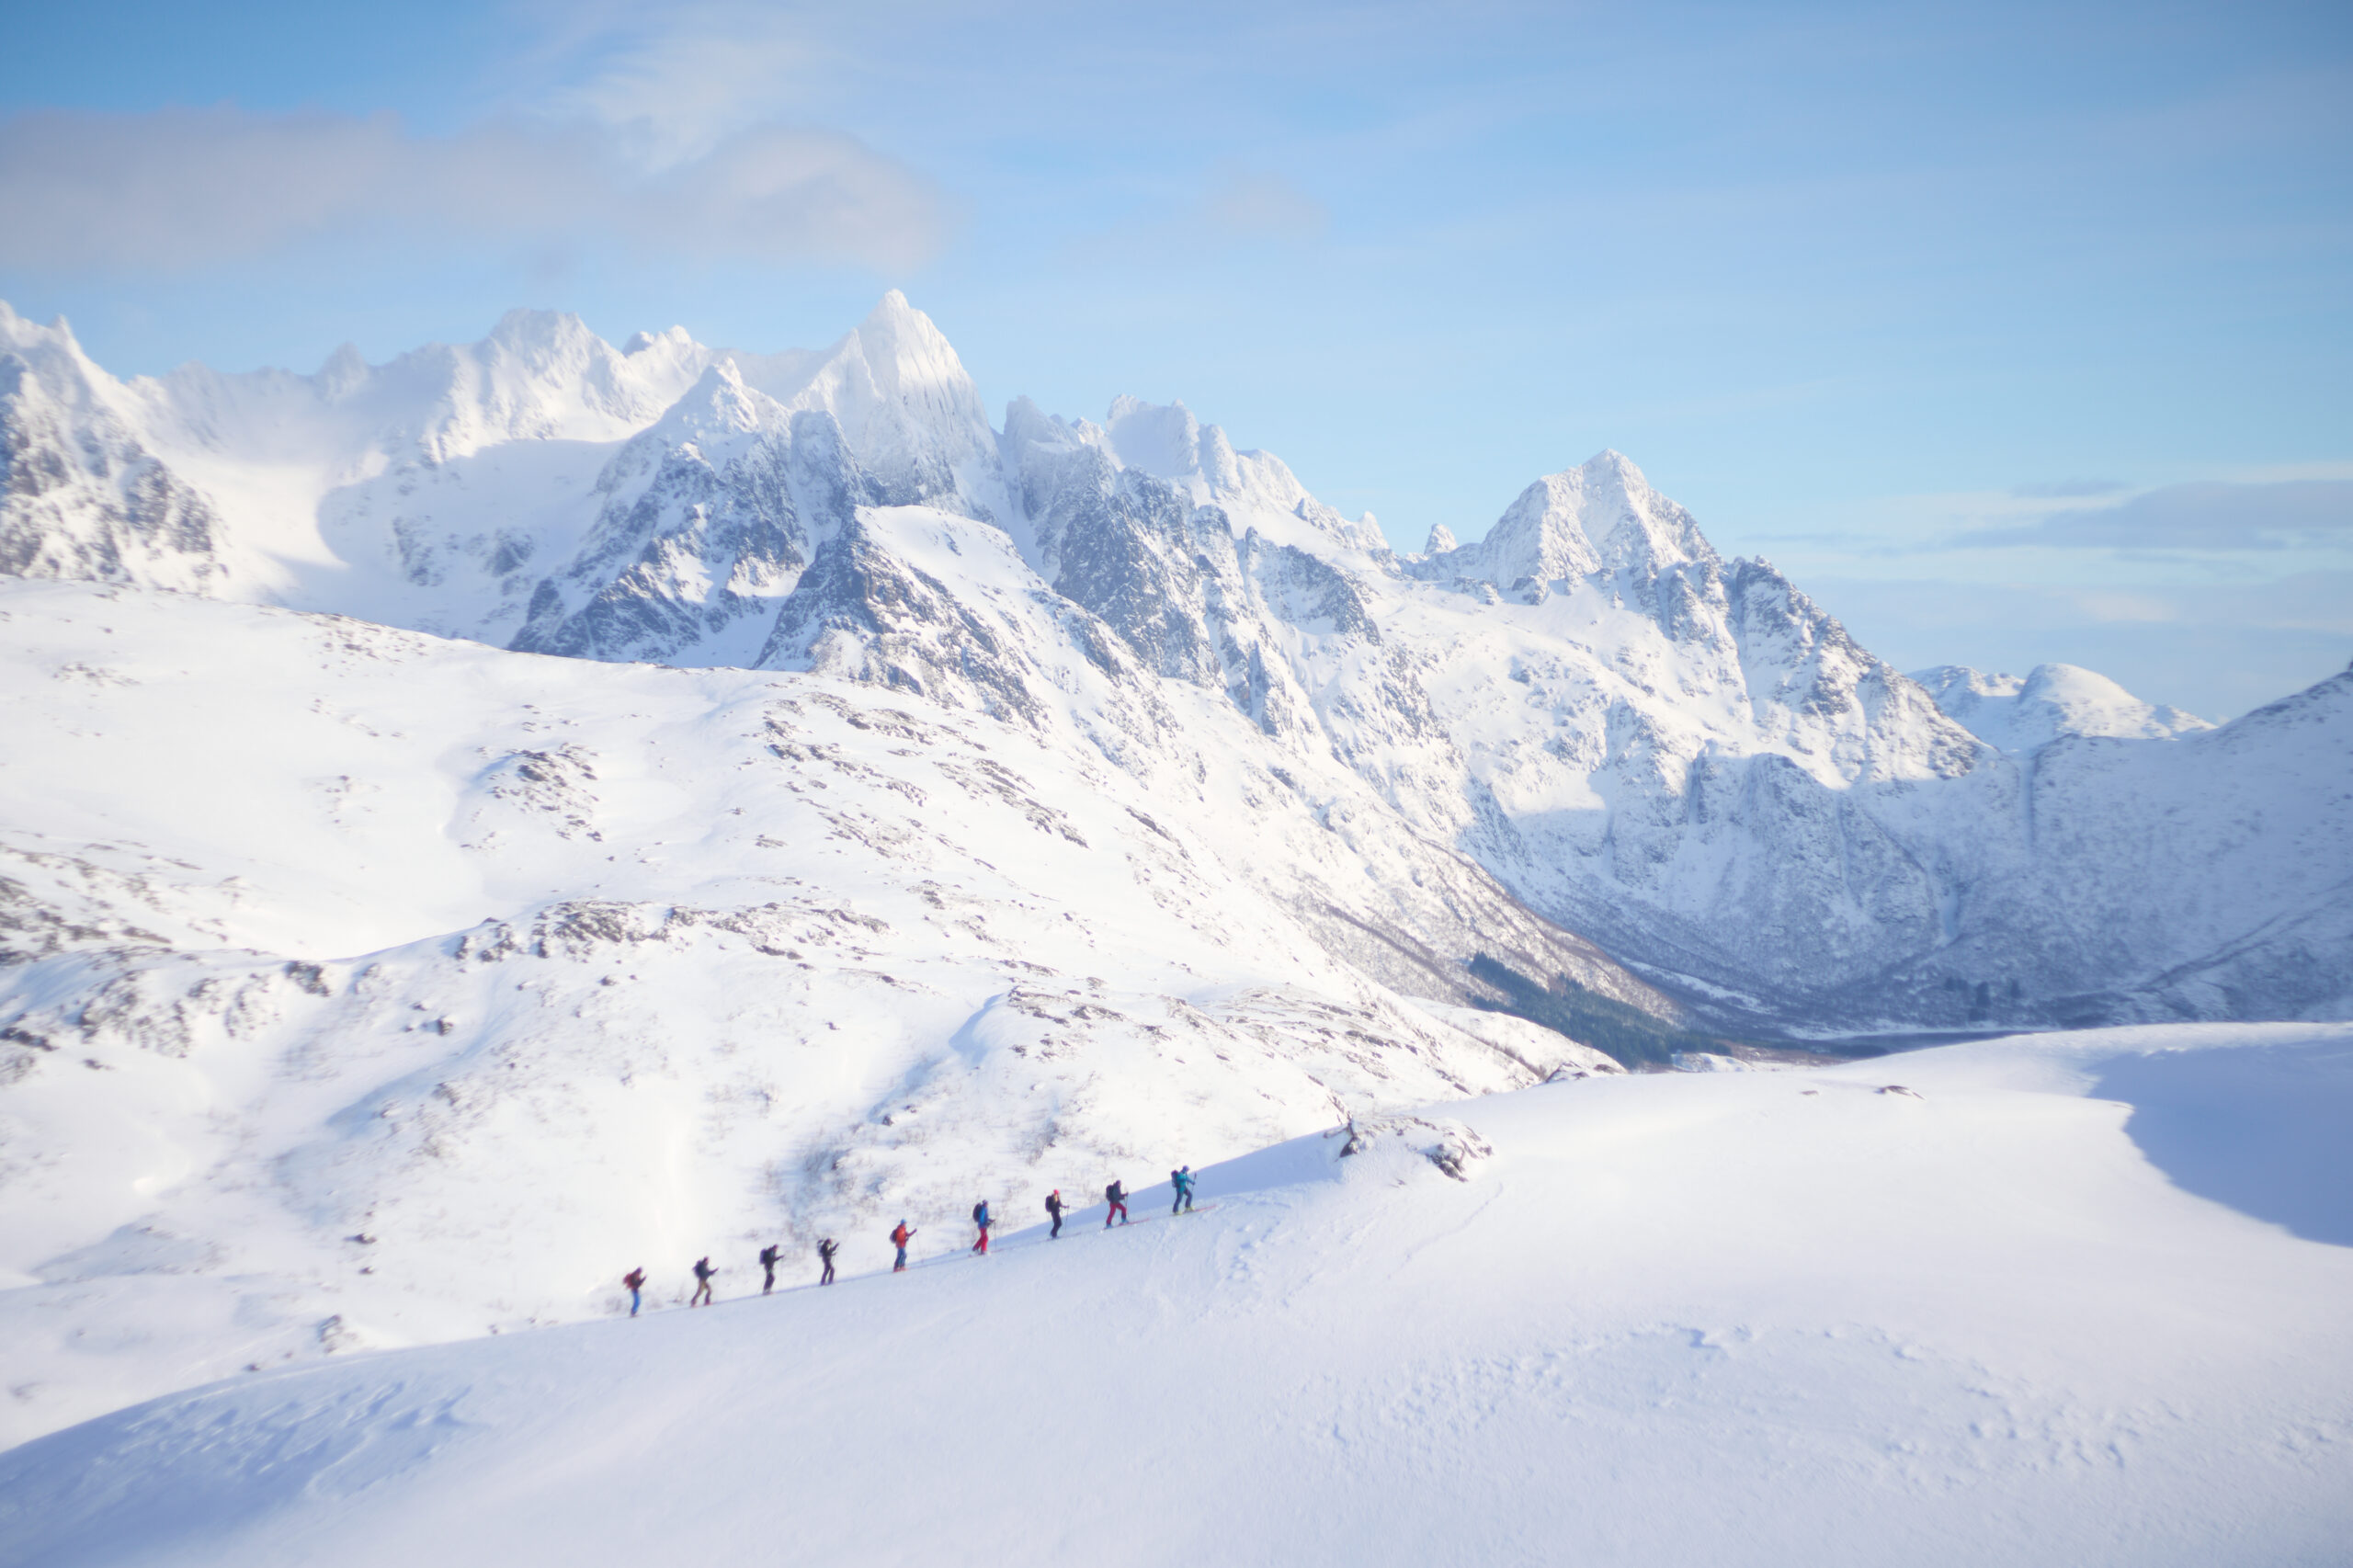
[509,376,874,665]
[0,355,224,588]
[757,517,1052,728]
[1040,462,1222,689]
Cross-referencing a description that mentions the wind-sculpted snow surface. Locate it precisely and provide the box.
[3,1025,2347,1567]
[0,578,1625,1447]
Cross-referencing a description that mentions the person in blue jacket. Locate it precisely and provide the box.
[972,1199,992,1255]
[1171,1165,1197,1214]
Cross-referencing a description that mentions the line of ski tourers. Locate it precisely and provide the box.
[619,1165,1202,1315]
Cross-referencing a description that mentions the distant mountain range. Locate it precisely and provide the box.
[9,292,2341,1034]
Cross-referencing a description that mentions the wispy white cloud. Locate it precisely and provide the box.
[1959,478,2353,551]
[0,105,945,273]
[521,2,835,168]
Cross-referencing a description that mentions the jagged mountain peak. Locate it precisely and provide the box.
[862,286,922,329]
[1545,448,1717,574]
[731,293,993,495]
[227,309,719,467]
[0,302,123,418]
[313,341,369,399]
[1000,392,1065,452]
[0,304,112,418]
[1421,448,1718,593]
[655,357,779,438]
[844,291,969,399]
[1001,392,1327,548]
[0,304,224,593]
[482,306,603,358]
[0,299,81,354]
[1102,395,1239,492]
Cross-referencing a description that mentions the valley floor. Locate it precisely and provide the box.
[5,1022,2350,1567]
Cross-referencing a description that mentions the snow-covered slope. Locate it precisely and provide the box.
[1912,663,2214,750]
[5,1023,2348,1567]
[0,575,1629,1449]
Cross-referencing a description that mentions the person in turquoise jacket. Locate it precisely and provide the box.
[1171,1165,1197,1214]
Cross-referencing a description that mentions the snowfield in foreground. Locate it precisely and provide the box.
[5,1023,2347,1568]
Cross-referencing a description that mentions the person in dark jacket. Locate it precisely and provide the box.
[818,1237,838,1286]
[1045,1189,1065,1239]
[759,1243,782,1294]
[689,1256,716,1307]
[972,1199,992,1255]
[1105,1179,1129,1227]
[623,1267,646,1316]
[891,1221,915,1272]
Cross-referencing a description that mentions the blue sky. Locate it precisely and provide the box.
[3,0,2347,716]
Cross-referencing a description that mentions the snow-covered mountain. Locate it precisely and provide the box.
[3,292,2348,1446]
[6,292,2347,1038]
[1912,663,2213,751]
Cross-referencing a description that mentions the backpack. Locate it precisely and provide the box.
[1106,1182,1120,1202]
[1171,1169,1182,1185]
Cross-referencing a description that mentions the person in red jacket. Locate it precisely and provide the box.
[891,1220,915,1272]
